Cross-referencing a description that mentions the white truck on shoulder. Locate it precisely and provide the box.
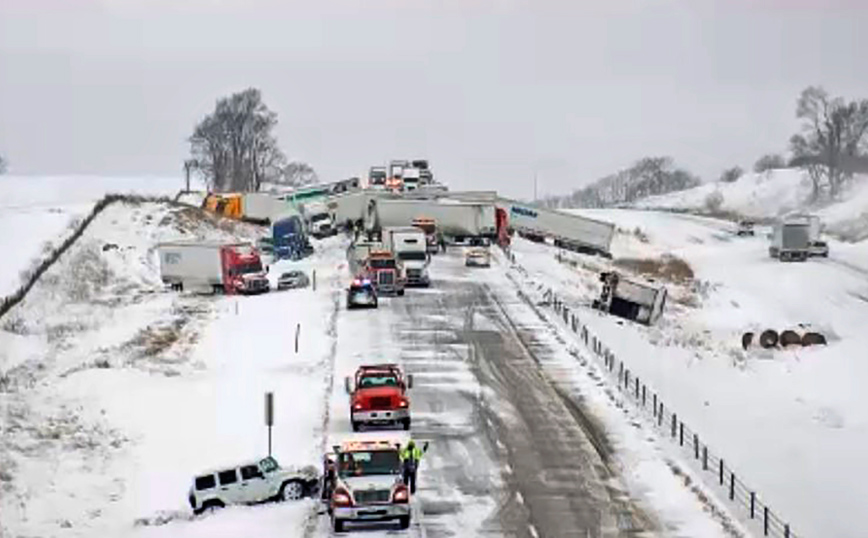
[303,201,335,238]
[156,241,270,295]
[769,215,812,261]
[383,226,431,287]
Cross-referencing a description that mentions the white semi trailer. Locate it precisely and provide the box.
[498,199,615,257]
[365,199,496,239]
[769,216,812,261]
[382,226,431,286]
[592,271,666,325]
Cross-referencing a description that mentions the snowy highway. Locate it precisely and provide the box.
[310,247,663,537]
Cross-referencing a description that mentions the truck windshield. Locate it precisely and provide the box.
[398,252,426,261]
[338,450,400,477]
[369,259,396,269]
[235,261,263,275]
[359,375,398,388]
[311,214,330,222]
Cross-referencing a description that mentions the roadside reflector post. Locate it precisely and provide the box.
[295,323,301,354]
[265,392,274,457]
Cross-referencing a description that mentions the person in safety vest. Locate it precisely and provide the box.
[398,440,429,494]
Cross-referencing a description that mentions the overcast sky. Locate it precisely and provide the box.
[1,0,865,199]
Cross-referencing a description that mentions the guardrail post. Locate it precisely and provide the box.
[764,507,769,535]
[693,434,699,459]
[653,394,657,416]
[719,459,724,485]
[679,422,684,446]
[785,524,790,537]
[703,446,708,470]
[625,370,630,389]
[750,492,755,519]
[658,403,664,426]
[641,385,646,407]
[729,472,735,500]
[671,414,677,438]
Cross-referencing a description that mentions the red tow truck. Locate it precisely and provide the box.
[344,364,414,431]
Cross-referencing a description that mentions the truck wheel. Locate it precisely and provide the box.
[333,518,345,532]
[398,515,411,529]
[402,418,411,431]
[759,329,779,349]
[351,421,361,432]
[398,289,405,296]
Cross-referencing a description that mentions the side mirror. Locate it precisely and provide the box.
[406,374,414,389]
[344,376,352,394]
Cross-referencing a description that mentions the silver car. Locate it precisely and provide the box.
[277,270,310,290]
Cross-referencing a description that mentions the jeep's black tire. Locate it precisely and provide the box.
[351,420,361,432]
[333,518,345,532]
[402,418,411,431]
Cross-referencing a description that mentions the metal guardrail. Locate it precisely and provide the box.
[542,288,800,538]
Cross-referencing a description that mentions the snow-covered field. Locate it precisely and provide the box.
[0,198,343,537]
[0,175,200,298]
[513,205,868,538]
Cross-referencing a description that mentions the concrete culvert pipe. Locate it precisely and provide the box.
[759,329,779,348]
[780,330,802,347]
[741,332,754,350]
[801,332,827,346]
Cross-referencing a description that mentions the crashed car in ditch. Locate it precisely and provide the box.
[321,439,411,532]
[188,456,318,515]
[347,278,378,309]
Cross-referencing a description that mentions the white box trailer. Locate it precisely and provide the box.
[499,198,615,256]
[365,199,496,238]
[156,241,270,295]
[241,193,285,224]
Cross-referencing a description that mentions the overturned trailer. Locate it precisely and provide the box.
[592,271,667,325]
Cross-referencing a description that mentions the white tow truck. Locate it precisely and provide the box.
[322,439,412,532]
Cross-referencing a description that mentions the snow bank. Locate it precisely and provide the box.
[510,208,868,538]
[0,175,202,298]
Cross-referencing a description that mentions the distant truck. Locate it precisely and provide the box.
[303,201,335,238]
[402,168,421,191]
[368,166,388,188]
[272,215,312,260]
[412,217,440,254]
[769,216,812,261]
[344,363,414,431]
[498,199,615,257]
[241,193,285,225]
[383,226,431,287]
[364,250,406,296]
[788,213,828,257]
[365,199,496,240]
[592,271,666,325]
[157,241,270,295]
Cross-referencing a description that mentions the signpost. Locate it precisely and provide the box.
[265,392,274,456]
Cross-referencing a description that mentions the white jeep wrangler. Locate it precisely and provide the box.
[188,456,318,514]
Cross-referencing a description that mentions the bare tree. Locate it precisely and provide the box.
[789,86,868,200]
[753,153,786,173]
[0,154,7,174]
[189,88,285,192]
[719,166,743,183]
[281,161,319,188]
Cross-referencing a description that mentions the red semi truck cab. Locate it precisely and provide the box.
[344,364,414,431]
[157,241,270,295]
[364,251,405,296]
